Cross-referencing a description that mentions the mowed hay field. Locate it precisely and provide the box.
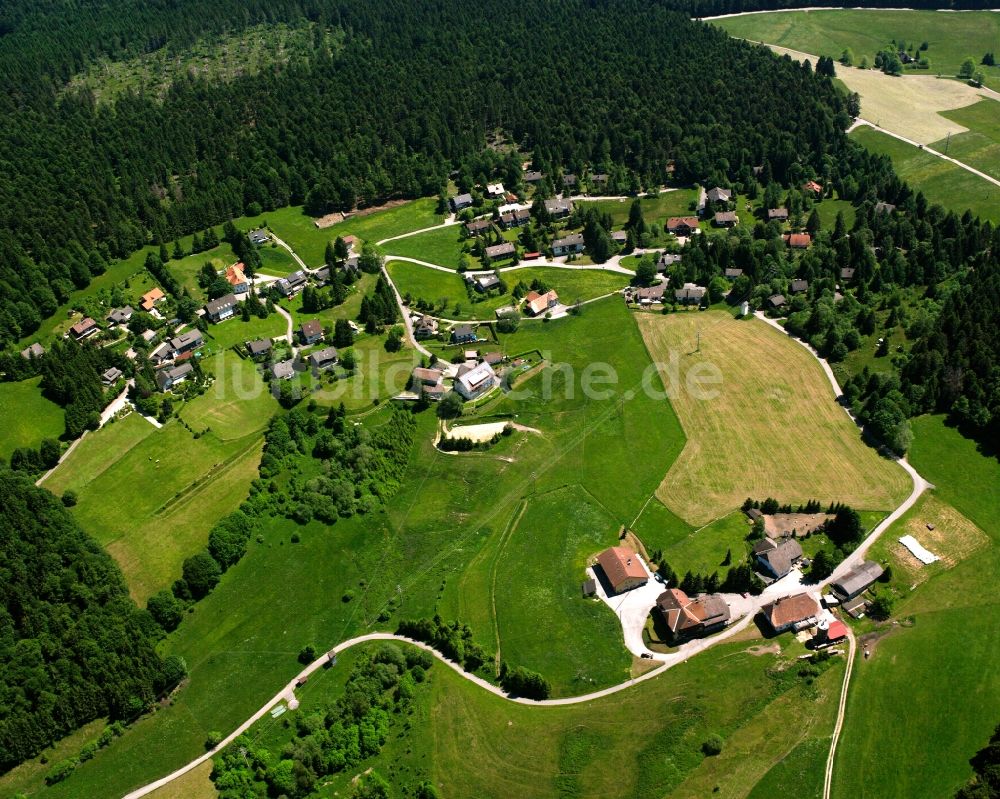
[636,312,909,525]
[0,376,64,460]
[715,9,1000,92]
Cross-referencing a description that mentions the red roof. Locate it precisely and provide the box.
[827,620,848,640]
[523,251,541,259]
[787,233,812,248]
[597,546,647,590]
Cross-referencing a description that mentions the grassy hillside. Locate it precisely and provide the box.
[637,311,910,525]
[937,99,1000,182]
[850,126,1000,223]
[832,415,1000,799]
[0,376,65,460]
[715,10,1000,92]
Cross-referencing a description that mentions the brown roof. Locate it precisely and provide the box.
[596,546,647,588]
[300,320,323,337]
[70,318,97,337]
[667,216,700,231]
[656,589,730,634]
[787,233,812,248]
[763,594,819,629]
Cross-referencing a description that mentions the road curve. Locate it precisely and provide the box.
[823,628,857,799]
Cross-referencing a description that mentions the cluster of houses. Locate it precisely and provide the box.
[409,349,503,403]
[266,319,347,382]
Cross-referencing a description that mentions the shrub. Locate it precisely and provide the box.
[702,734,724,756]
[299,645,317,665]
[61,490,78,507]
[205,731,223,750]
[45,759,77,785]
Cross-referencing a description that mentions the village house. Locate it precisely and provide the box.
[205,294,238,323]
[101,366,123,385]
[768,294,787,310]
[308,346,339,371]
[169,329,204,358]
[249,229,270,245]
[674,283,706,305]
[107,306,133,325]
[500,208,531,229]
[411,366,445,401]
[656,588,731,641]
[455,360,498,400]
[706,187,732,204]
[657,254,682,273]
[786,233,812,249]
[413,315,439,339]
[524,170,543,183]
[562,174,577,189]
[70,317,99,340]
[803,180,823,195]
[270,359,295,381]
[484,242,515,262]
[299,320,323,345]
[155,362,193,392]
[666,216,700,236]
[611,230,628,247]
[831,560,884,602]
[485,182,505,199]
[225,262,249,294]
[713,211,739,228]
[789,279,809,295]
[840,267,856,281]
[450,193,473,212]
[552,233,585,256]
[276,271,308,298]
[753,536,804,579]
[761,593,820,634]
[149,342,172,366]
[247,338,272,359]
[465,218,493,237]
[20,342,45,359]
[595,546,648,594]
[140,287,165,312]
[767,208,789,222]
[544,198,573,218]
[875,201,896,215]
[469,272,502,292]
[724,267,743,279]
[631,283,667,305]
[524,289,559,316]
[450,323,478,344]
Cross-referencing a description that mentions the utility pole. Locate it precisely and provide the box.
[944,131,951,155]
[696,327,702,353]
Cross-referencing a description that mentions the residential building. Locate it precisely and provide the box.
[787,233,812,249]
[450,324,477,344]
[70,318,99,340]
[631,283,667,304]
[706,187,732,204]
[247,338,272,359]
[596,546,648,593]
[485,182,505,199]
[271,359,295,380]
[611,230,628,246]
[308,346,339,371]
[803,180,823,195]
[831,561,884,601]
[249,229,270,245]
[342,235,359,252]
[20,342,45,359]
[544,198,573,218]
[875,201,896,215]
[140,287,165,312]
[590,173,609,187]
[760,593,820,633]
[768,294,787,309]
[657,253,682,272]
[524,289,559,316]
[666,216,700,236]
[411,366,445,401]
[107,306,133,325]
[225,262,249,294]
[470,272,502,292]
[155,362,193,392]
[484,242,516,261]
[450,193,473,212]
[767,208,789,222]
[299,320,323,345]
[454,360,498,400]
[753,536,804,579]
[465,218,493,236]
[205,293,238,323]
[552,233,584,256]
[482,351,504,366]
[101,366,123,385]
[656,588,731,641]
[413,315,439,339]
[674,283,706,305]
[789,279,809,294]
[524,170,543,183]
[149,342,172,365]
[840,267,856,281]
[724,268,743,279]
[713,211,739,227]
[276,271,308,297]
[562,174,577,189]
[169,329,204,358]
[500,209,531,229]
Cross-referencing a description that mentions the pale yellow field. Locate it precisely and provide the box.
[763,43,994,144]
[636,312,910,525]
[148,761,217,799]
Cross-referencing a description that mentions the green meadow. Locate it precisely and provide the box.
[0,376,65,460]
[577,187,699,226]
[936,99,1000,182]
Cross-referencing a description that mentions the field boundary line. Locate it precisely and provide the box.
[823,628,857,799]
[489,499,530,673]
[154,436,263,516]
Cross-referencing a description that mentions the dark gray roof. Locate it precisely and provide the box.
[271,359,295,380]
[832,560,884,599]
[20,342,45,359]
[308,346,339,367]
[247,338,272,356]
[759,538,803,577]
[484,242,515,258]
[170,329,204,350]
[205,294,237,316]
[552,233,584,249]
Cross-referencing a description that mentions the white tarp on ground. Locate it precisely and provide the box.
[898,534,939,565]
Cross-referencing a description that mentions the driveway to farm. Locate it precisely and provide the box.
[823,626,857,799]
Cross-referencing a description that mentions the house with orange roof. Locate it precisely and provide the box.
[225,262,249,293]
[140,287,165,312]
[596,546,648,593]
[524,289,559,316]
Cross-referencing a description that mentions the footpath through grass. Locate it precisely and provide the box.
[833,415,1000,799]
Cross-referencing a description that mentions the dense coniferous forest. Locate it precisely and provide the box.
[0,468,169,771]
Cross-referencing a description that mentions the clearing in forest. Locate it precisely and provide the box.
[636,311,910,525]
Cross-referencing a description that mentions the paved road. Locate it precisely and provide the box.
[823,627,857,799]
[272,302,295,353]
